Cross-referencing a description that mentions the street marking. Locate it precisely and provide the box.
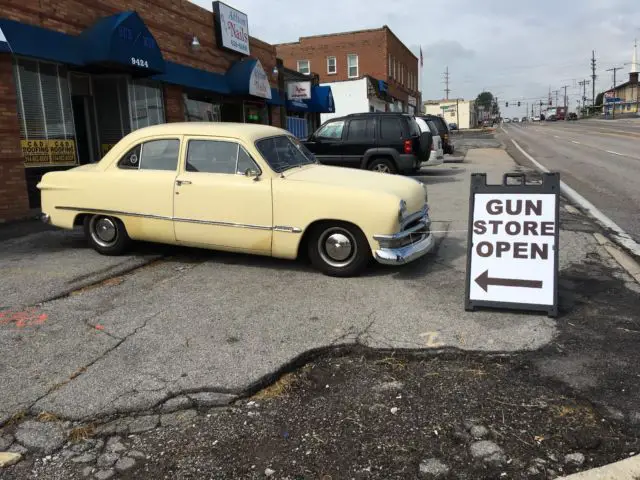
[419,331,444,348]
[606,150,624,156]
[571,140,581,144]
[510,138,640,257]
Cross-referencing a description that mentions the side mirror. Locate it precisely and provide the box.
[244,168,261,181]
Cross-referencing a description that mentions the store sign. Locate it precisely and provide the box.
[407,95,417,106]
[213,1,250,56]
[248,60,271,99]
[287,81,311,100]
[465,172,560,317]
[21,139,77,167]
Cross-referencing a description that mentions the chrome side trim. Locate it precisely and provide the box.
[273,225,302,233]
[55,206,300,233]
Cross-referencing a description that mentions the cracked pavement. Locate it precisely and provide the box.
[0,141,629,423]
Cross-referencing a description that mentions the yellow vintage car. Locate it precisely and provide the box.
[38,123,434,277]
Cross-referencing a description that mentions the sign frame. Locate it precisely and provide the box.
[212,1,250,56]
[464,172,560,317]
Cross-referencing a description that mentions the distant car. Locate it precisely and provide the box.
[512,117,520,123]
[568,112,578,121]
[420,115,454,155]
[503,118,511,123]
[304,112,432,174]
[521,117,528,122]
[448,122,458,131]
[533,116,541,122]
[547,114,557,121]
[416,118,444,166]
[38,122,435,277]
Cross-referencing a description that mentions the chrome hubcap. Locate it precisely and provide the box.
[90,216,118,247]
[372,164,391,173]
[318,228,357,268]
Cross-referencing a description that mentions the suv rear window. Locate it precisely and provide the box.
[379,116,405,140]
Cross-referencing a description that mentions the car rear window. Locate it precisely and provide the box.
[380,117,405,140]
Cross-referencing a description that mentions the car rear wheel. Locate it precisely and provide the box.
[307,222,370,277]
[368,158,397,174]
[84,215,131,255]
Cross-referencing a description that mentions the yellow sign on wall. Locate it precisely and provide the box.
[101,144,116,156]
[21,140,77,167]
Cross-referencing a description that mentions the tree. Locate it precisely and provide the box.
[595,92,604,106]
[475,91,494,110]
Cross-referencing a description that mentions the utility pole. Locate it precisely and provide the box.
[578,80,590,111]
[443,66,450,100]
[552,90,560,107]
[562,85,570,110]
[606,66,623,119]
[591,50,597,106]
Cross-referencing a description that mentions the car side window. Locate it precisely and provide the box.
[186,140,258,175]
[117,139,179,171]
[380,117,404,140]
[316,120,345,140]
[346,118,375,141]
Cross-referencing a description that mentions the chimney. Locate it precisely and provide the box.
[630,39,639,84]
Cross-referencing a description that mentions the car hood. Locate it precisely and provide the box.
[283,164,426,213]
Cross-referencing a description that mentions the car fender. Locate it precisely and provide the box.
[360,148,400,170]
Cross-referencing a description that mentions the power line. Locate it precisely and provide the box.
[591,50,597,105]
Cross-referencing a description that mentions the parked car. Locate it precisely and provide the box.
[521,117,528,122]
[533,116,541,122]
[415,117,444,166]
[512,117,520,123]
[38,123,435,277]
[503,118,511,123]
[303,113,432,175]
[568,112,578,121]
[420,115,454,154]
[448,122,458,131]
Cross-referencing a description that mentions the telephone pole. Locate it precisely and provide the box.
[578,79,590,110]
[606,66,623,119]
[552,90,560,107]
[591,50,597,105]
[561,85,570,110]
[443,66,450,99]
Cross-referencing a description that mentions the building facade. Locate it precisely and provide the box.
[275,26,420,119]
[602,42,639,116]
[423,99,477,129]
[0,0,291,222]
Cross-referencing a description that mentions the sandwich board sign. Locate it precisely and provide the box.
[465,172,560,317]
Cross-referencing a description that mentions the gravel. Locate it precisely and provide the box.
[419,458,450,477]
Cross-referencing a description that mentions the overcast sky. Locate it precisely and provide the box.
[193,0,640,117]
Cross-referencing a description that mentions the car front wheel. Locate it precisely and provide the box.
[308,222,370,277]
[84,215,131,255]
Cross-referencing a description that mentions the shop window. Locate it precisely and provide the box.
[117,139,179,171]
[297,60,310,75]
[13,58,77,167]
[186,140,257,175]
[347,54,358,78]
[327,56,336,75]
[128,79,165,130]
[184,94,222,122]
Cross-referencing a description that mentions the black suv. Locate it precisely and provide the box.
[419,115,454,155]
[303,113,432,174]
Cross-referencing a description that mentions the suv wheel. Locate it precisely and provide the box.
[368,158,397,174]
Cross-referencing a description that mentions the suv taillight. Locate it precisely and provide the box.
[403,139,412,154]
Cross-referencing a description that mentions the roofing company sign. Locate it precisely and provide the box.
[213,1,250,56]
[286,81,311,100]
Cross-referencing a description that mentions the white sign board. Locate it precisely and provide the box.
[466,174,559,316]
[213,1,250,56]
[248,59,272,99]
[287,81,311,100]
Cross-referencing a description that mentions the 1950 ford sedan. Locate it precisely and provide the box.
[38,123,434,277]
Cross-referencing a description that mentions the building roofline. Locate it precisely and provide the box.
[382,25,418,61]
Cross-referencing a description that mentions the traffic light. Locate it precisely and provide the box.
[505,102,509,107]
[517,101,521,107]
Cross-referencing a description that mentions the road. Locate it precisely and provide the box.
[500,119,640,245]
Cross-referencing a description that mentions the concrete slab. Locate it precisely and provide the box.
[1,148,608,421]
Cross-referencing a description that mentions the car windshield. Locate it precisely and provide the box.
[255,135,316,173]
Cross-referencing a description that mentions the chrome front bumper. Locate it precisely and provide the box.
[373,206,435,265]
[374,232,435,265]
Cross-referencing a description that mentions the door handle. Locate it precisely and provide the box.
[176,180,192,186]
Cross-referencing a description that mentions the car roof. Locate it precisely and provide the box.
[117,122,291,142]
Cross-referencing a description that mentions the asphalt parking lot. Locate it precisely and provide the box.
[0,132,625,424]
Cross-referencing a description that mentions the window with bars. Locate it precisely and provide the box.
[13,57,77,167]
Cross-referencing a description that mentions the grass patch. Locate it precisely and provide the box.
[252,373,298,400]
[68,424,95,443]
[36,412,60,422]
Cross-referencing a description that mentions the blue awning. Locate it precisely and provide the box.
[153,61,230,95]
[0,18,84,65]
[226,58,272,100]
[285,85,335,113]
[267,87,285,106]
[79,11,165,73]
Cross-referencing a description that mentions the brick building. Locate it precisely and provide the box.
[275,26,421,121]
[0,0,305,222]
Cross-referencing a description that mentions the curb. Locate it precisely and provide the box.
[557,454,640,479]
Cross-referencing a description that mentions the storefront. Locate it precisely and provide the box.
[0,2,280,218]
